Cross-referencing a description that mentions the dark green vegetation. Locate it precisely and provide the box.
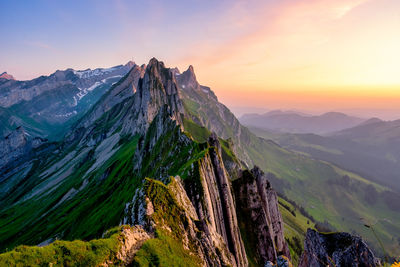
[0,134,141,251]
[133,230,201,267]
[0,226,125,266]
[278,197,314,266]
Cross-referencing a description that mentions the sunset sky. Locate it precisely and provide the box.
[1,0,400,119]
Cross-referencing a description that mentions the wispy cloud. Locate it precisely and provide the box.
[177,0,370,67]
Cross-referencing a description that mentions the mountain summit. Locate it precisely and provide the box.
[0,72,15,80]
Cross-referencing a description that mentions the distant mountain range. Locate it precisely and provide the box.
[249,118,400,192]
[0,62,135,140]
[240,110,367,134]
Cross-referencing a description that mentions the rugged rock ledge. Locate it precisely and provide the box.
[233,166,290,265]
[299,229,379,267]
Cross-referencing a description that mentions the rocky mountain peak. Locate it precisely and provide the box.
[177,65,199,89]
[125,60,136,68]
[0,72,15,80]
[135,58,184,128]
[299,229,379,267]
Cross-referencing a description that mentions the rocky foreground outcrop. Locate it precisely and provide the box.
[233,166,291,265]
[299,229,379,267]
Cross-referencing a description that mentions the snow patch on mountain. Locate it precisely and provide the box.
[76,75,123,101]
[73,67,118,79]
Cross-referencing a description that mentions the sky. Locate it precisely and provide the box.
[1,0,400,119]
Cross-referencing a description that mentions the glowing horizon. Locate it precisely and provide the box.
[1,0,399,119]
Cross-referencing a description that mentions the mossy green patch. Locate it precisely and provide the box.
[0,226,129,267]
[133,229,201,267]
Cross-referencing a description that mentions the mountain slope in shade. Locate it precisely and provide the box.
[0,62,135,139]
[240,111,366,134]
[0,72,15,80]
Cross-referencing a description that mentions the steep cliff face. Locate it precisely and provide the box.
[69,58,183,146]
[124,131,249,266]
[233,166,290,266]
[299,229,379,267]
[124,177,236,266]
[176,65,253,166]
[183,133,248,267]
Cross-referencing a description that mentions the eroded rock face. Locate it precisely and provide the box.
[122,176,237,267]
[0,63,133,108]
[299,229,379,267]
[0,127,45,170]
[233,166,290,265]
[115,226,151,265]
[69,58,184,146]
[184,133,248,267]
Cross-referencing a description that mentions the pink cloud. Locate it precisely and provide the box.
[177,0,370,67]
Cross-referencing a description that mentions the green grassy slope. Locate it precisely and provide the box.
[0,226,126,266]
[249,125,400,192]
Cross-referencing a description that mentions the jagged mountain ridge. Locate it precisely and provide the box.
[0,62,134,139]
[0,58,292,266]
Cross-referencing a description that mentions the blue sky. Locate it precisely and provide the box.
[1,0,400,118]
[1,0,255,78]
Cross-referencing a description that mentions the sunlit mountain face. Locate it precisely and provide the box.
[1,0,399,266]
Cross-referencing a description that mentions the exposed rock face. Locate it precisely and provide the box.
[134,58,184,133]
[0,62,134,140]
[124,176,239,267]
[176,65,252,166]
[0,127,44,171]
[114,226,151,265]
[299,229,379,267]
[0,63,133,108]
[233,166,290,265]
[70,58,183,146]
[73,63,145,130]
[184,133,248,267]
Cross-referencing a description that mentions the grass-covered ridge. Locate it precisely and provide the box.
[133,229,201,267]
[0,226,128,266]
